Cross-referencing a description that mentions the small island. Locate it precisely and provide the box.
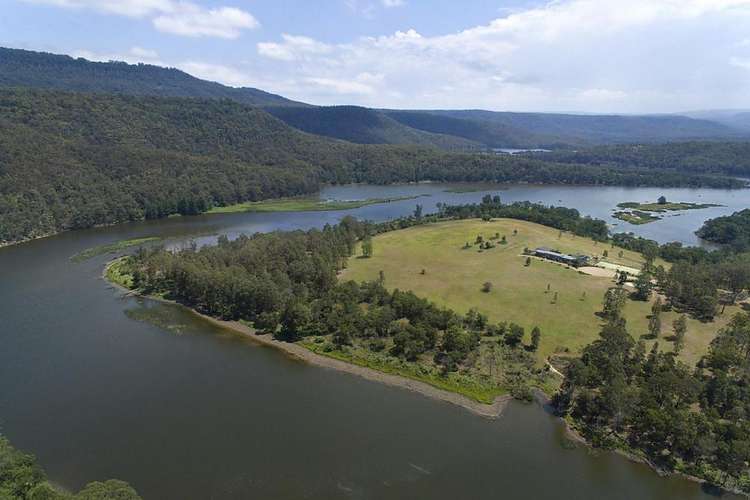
[613,196,721,225]
[612,210,661,225]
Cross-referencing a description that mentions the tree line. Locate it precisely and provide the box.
[697,209,750,251]
[554,306,750,493]
[0,435,141,499]
[539,141,750,178]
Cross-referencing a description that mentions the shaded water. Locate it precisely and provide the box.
[1,183,745,499]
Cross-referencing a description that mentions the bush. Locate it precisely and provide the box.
[369,338,386,352]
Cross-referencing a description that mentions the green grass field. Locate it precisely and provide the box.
[206,196,420,214]
[343,219,737,364]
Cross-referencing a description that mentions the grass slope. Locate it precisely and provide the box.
[343,219,737,363]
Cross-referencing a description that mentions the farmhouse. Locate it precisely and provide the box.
[533,247,590,268]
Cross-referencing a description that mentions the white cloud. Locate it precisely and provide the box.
[344,0,376,18]
[304,77,375,95]
[382,0,405,7]
[19,0,173,17]
[252,0,750,111]
[19,0,258,38]
[153,6,258,39]
[258,34,333,61]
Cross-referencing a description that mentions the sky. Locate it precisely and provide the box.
[3,0,750,113]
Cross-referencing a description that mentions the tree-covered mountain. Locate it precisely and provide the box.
[1,88,743,246]
[683,110,750,132]
[0,47,304,107]
[383,110,561,148]
[265,106,481,150]
[265,106,744,149]
[419,110,744,145]
[538,141,750,177]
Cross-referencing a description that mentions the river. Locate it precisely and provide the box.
[1,183,745,499]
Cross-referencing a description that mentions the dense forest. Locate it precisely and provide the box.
[541,141,750,177]
[0,435,141,499]
[555,308,750,492]
[2,88,743,246]
[264,106,480,150]
[697,210,750,251]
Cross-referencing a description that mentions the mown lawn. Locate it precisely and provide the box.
[343,219,737,364]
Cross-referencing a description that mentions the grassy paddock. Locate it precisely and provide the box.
[342,218,737,363]
[206,195,421,214]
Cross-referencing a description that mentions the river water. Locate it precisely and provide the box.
[1,183,746,499]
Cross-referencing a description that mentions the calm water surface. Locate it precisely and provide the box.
[1,183,746,499]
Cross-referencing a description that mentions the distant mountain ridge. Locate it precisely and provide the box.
[0,46,747,150]
[403,109,744,145]
[0,47,305,107]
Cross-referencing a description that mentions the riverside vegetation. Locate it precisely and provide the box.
[0,435,140,499]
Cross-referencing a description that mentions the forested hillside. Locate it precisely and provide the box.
[0,88,745,246]
[265,106,480,150]
[540,141,750,177]
[0,47,302,107]
[425,110,743,144]
[383,110,559,148]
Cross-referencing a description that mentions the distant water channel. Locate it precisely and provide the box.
[1,183,746,499]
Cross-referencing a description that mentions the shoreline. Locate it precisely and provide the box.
[104,259,744,496]
[559,410,745,497]
[103,260,511,419]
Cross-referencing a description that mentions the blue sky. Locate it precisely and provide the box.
[4,1,750,113]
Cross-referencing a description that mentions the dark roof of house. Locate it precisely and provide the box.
[534,247,588,262]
